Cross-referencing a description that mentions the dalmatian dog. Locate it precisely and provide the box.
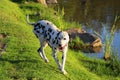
[26,15,69,74]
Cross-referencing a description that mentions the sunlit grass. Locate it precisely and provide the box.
[0,0,120,80]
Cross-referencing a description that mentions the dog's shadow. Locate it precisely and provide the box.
[0,57,71,80]
[0,57,38,64]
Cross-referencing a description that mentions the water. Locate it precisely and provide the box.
[52,0,120,58]
[82,22,120,58]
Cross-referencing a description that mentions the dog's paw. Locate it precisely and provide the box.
[45,59,49,63]
[62,70,67,75]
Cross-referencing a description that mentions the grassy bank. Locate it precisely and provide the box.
[0,0,120,80]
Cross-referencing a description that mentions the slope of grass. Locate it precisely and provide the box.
[0,0,120,80]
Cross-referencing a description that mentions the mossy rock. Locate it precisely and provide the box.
[66,28,102,53]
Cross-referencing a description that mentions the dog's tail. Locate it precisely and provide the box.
[26,14,36,26]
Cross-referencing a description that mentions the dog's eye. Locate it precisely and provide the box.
[63,38,66,40]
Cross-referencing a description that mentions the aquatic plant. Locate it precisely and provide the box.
[104,15,120,60]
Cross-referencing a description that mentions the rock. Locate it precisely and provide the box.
[14,0,57,7]
[66,28,102,53]
[34,0,57,6]
[66,28,86,40]
[35,0,47,7]
[91,38,102,47]
[66,28,102,47]
[46,0,57,4]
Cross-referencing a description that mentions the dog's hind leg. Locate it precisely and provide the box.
[38,38,49,63]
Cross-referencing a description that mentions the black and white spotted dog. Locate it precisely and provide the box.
[26,15,69,74]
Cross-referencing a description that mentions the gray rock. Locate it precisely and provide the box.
[66,28,102,53]
[66,28,102,47]
[46,0,57,4]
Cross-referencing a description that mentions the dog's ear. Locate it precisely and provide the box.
[62,31,69,35]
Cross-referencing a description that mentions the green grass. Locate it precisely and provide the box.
[0,0,120,80]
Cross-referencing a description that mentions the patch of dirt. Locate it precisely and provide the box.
[0,33,8,56]
[0,42,4,49]
[0,34,4,48]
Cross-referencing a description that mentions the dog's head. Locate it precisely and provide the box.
[57,31,69,51]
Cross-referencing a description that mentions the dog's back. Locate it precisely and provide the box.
[33,20,61,48]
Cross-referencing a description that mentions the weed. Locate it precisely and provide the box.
[104,15,119,60]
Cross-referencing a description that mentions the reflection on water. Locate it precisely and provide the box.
[57,0,120,25]
[82,22,120,58]
[56,0,120,58]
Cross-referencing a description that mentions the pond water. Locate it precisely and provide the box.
[82,22,120,58]
[52,0,120,58]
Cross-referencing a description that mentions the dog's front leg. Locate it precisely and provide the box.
[52,48,62,70]
[61,46,68,74]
